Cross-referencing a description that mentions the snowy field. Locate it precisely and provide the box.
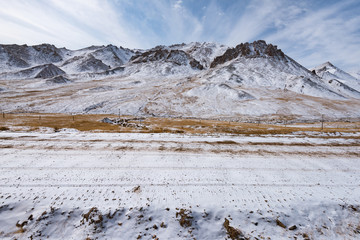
[0,130,360,239]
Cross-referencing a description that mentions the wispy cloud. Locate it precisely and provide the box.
[0,0,359,70]
[0,0,142,49]
[112,0,205,47]
[265,0,360,70]
[173,0,183,10]
[225,0,287,45]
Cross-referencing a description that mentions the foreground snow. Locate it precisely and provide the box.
[0,131,360,239]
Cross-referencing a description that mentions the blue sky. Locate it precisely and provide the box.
[0,0,359,71]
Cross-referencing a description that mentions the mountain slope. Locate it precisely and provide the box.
[312,62,360,92]
[0,43,134,76]
[0,44,65,72]
[61,54,110,73]
[1,41,360,121]
[0,63,65,80]
[202,40,345,100]
[170,42,228,69]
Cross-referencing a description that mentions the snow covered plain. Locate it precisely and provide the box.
[0,130,360,239]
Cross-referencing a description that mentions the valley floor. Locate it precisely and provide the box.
[0,130,360,239]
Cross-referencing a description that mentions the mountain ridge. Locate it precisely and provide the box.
[1,40,360,121]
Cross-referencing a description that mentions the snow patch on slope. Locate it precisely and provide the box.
[312,62,360,92]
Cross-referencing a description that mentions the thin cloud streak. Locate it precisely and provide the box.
[266,0,360,70]
[0,0,359,70]
[0,0,142,49]
[225,0,285,45]
[0,0,105,49]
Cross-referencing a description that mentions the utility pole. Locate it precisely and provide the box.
[321,114,324,130]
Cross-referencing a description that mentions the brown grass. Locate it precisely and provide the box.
[176,209,193,228]
[0,113,359,134]
[0,126,10,131]
[0,113,122,132]
[223,218,247,240]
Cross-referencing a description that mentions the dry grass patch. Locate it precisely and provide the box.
[223,218,248,240]
[0,126,10,131]
[0,113,359,134]
[0,113,123,132]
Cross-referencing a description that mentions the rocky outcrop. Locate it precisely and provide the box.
[92,44,134,68]
[0,44,32,68]
[0,44,64,70]
[131,47,170,63]
[131,47,204,70]
[77,55,110,73]
[31,44,64,63]
[210,47,241,69]
[210,40,286,68]
[35,64,65,78]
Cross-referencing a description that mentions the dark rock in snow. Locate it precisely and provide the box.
[101,117,114,124]
[131,47,204,70]
[35,64,65,78]
[84,102,106,112]
[210,40,286,68]
[46,75,71,84]
[289,225,297,231]
[0,43,64,70]
[78,54,110,73]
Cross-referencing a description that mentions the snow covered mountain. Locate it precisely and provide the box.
[312,62,360,93]
[0,44,65,71]
[0,43,133,75]
[1,41,360,121]
[203,40,347,100]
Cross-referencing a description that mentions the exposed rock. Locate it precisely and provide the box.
[223,218,248,240]
[289,225,297,230]
[0,44,31,68]
[0,43,64,71]
[92,44,133,67]
[46,75,71,84]
[176,209,193,228]
[131,48,169,63]
[210,47,241,68]
[176,42,228,68]
[78,54,110,73]
[210,40,286,68]
[6,55,30,68]
[131,47,204,70]
[84,101,106,112]
[32,44,64,63]
[35,64,65,78]
[276,219,287,228]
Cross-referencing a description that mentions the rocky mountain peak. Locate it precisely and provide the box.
[210,40,286,68]
[130,46,204,70]
[35,63,65,78]
[315,61,336,72]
